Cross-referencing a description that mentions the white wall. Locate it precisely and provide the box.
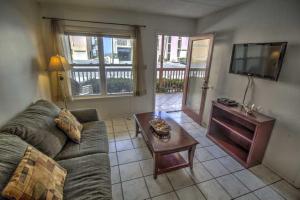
[196,0,300,187]
[40,3,197,119]
[0,0,51,126]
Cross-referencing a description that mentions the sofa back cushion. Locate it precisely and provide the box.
[0,133,28,198]
[0,100,67,158]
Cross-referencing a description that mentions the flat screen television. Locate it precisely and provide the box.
[229,42,287,81]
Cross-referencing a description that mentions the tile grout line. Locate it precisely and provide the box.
[110,116,294,200]
[193,184,208,200]
[185,160,216,200]
[110,120,123,199]
[164,172,183,200]
[181,163,210,200]
[115,146,222,168]
[191,139,279,199]
[227,167,285,199]
[113,158,286,200]
[138,163,151,200]
[198,138,267,199]
[231,179,286,200]
[115,139,125,200]
[214,173,246,199]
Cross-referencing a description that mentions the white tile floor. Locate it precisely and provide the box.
[155,93,183,112]
[106,111,300,200]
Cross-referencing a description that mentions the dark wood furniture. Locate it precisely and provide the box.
[134,112,198,179]
[207,101,275,168]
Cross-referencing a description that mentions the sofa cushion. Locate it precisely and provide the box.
[55,121,108,160]
[0,134,28,200]
[58,153,111,200]
[0,100,67,158]
[70,109,99,123]
[2,146,67,200]
[27,99,61,117]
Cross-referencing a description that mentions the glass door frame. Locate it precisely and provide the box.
[182,33,215,125]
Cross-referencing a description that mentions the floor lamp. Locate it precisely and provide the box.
[48,55,69,109]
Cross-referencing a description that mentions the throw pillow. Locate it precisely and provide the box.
[61,109,83,131]
[1,146,67,200]
[55,110,82,143]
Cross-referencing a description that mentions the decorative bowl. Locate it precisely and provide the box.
[149,118,171,136]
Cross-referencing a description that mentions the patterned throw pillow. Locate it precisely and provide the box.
[1,146,67,200]
[55,109,82,143]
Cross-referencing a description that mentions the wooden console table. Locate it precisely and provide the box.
[207,101,275,168]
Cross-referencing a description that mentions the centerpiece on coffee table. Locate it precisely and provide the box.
[149,118,171,138]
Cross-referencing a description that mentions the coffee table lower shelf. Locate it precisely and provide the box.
[156,152,190,175]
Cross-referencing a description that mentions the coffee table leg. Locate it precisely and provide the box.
[188,145,196,170]
[153,153,159,179]
[135,121,139,137]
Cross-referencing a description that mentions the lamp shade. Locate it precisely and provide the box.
[48,55,70,72]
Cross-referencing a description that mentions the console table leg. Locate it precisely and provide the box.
[153,153,159,179]
[135,121,139,137]
[188,145,196,170]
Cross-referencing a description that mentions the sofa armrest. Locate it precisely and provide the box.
[71,109,99,123]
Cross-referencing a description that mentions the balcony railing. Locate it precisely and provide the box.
[71,66,133,83]
[70,66,206,95]
[71,66,133,95]
[156,67,206,93]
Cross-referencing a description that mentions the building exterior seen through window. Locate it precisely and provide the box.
[156,35,189,68]
[68,35,133,97]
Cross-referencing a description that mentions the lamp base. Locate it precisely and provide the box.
[58,73,68,109]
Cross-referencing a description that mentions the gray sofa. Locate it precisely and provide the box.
[0,100,111,199]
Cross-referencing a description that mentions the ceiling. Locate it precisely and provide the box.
[37,0,250,18]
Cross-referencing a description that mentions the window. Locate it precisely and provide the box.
[166,36,171,61]
[68,34,134,97]
[177,37,182,59]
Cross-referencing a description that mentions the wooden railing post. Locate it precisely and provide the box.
[158,35,165,89]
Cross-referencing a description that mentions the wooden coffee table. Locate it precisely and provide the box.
[134,112,198,179]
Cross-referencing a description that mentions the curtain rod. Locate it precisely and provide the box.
[42,16,146,28]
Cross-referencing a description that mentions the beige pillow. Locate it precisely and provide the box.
[2,146,67,200]
[55,109,82,143]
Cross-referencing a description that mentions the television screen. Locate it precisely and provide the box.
[229,42,287,81]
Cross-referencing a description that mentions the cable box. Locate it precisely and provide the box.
[217,98,239,107]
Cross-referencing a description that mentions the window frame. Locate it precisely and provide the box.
[177,37,182,59]
[67,33,134,99]
[166,36,171,60]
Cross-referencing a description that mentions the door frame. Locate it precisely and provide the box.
[182,33,215,125]
[153,33,190,112]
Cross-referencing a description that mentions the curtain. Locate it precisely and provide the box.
[132,26,146,96]
[48,20,72,103]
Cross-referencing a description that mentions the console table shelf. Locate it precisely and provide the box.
[208,131,249,163]
[207,101,275,168]
[211,117,254,143]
